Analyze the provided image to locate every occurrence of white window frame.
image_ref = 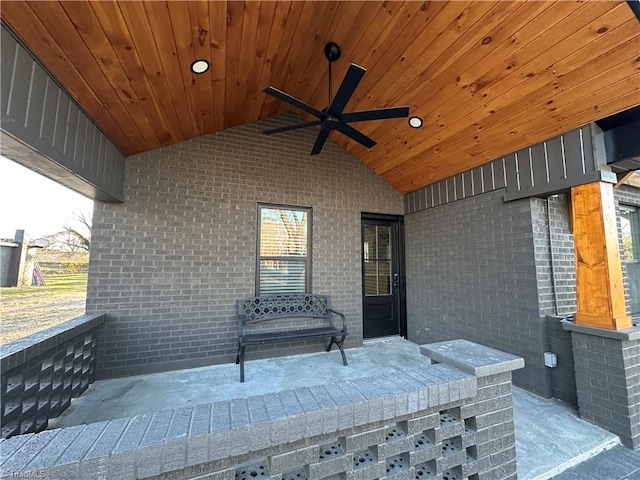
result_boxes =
[256,204,312,295]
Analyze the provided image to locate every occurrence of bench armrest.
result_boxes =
[329,309,347,333]
[238,316,247,339]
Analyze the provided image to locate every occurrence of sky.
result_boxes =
[0,155,94,240]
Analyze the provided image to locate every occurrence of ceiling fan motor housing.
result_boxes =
[324,42,341,62]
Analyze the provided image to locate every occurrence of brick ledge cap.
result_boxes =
[562,320,640,341]
[420,339,524,377]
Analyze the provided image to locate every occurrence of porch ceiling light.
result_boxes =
[408,116,423,128]
[190,59,210,74]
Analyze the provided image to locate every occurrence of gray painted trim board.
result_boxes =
[0,23,124,202]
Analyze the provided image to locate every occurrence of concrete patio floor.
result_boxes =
[49,337,621,479]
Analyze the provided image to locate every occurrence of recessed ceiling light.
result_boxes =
[408,116,423,128]
[190,59,210,74]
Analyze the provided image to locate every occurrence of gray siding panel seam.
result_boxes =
[579,128,586,175]
[6,41,18,116]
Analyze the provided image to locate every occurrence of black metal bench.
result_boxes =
[236,294,348,382]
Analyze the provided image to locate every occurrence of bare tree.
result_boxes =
[279,210,307,255]
[45,210,92,252]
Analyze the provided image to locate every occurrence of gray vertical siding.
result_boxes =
[405,158,508,214]
[0,24,124,202]
[405,124,613,214]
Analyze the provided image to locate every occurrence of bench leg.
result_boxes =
[328,335,348,366]
[239,346,246,383]
[326,338,335,353]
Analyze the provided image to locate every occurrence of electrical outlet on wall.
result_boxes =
[544,352,558,368]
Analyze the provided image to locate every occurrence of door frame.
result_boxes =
[361,212,407,338]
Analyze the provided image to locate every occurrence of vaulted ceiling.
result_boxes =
[2,1,639,193]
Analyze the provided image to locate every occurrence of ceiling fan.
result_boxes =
[262,42,410,155]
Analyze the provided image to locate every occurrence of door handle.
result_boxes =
[393,273,399,288]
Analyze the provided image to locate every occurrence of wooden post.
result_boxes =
[571,181,632,330]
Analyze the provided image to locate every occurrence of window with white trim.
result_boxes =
[256,205,311,295]
[621,205,640,261]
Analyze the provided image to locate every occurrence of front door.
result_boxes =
[361,215,405,338]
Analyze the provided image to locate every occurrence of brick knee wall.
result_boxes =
[0,340,523,480]
[564,322,640,448]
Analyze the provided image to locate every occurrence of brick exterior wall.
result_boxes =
[403,180,639,401]
[404,189,551,397]
[87,114,403,379]
[532,194,577,317]
[616,184,640,206]
[545,315,577,406]
[530,194,578,404]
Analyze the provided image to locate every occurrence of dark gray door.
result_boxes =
[362,216,405,338]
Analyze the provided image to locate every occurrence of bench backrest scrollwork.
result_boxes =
[238,294,332,324]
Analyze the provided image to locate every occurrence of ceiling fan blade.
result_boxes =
[334,122,376,149]
[341,106,409,123]
[263,120,321,135]
[263,86,325,118]
[310,128,331,155]
[327,63,366,116]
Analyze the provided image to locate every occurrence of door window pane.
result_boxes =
[379,261,391,276]
[363,224,393,296]
[364,271,378,296]
[377,227,391,259]
[363,225,377,260]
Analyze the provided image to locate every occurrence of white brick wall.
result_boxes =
[87,114,403,378]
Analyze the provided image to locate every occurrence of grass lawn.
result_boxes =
[0,273,88,344]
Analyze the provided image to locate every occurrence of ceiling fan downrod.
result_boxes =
[324,42,341,108]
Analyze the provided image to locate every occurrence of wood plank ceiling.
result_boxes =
[2,1,639,193]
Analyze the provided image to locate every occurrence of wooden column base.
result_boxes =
[573,312,632,330]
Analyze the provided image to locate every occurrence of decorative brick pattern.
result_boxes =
[0,342,522,480]
[0,314,105,439]
[86,114,403,379]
